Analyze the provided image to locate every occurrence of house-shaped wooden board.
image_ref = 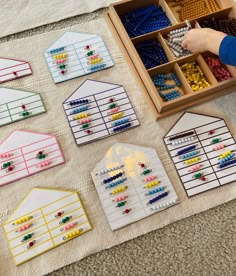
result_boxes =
[91,143,179,231]
[0,57,32,83]
[2,188,92,265]
[44,32,114,83]
[0,87,46,127]
[0,130,64,187]
[163,112,236,197]
[63,79,140,146]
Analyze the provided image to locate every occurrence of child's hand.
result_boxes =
[181,28,226,55]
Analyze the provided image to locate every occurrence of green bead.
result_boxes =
[143,169,151,175]
[194,173,202,179]
[23,236,28,241]
[59,64,66,69]
[27,234,32,239]
[7,162,11,167]
[62,218,66,223]
[109,103,116,109]
[3,163,7,168]
[212,138,220,144]
[82,123,89,129]
[117,201,126,207]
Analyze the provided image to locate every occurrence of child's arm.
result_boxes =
[219,35,236,66]
[181,28,226,55]
[181,28,236,66]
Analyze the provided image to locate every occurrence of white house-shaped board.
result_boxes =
[164,112,236,197]
[91,143,179,231]
[0,130,64,187]
[2,188,92,265]
[44,32,114,83]
[0,57,32,83]
[0,87,46,127]
[63,79,140,146]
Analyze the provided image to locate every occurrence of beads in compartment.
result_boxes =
[135,39,168,69]
[165,27,192,58]
[168,0,219,21]
[200,17,236,36]
[152,72,182,102]
[120,5,171,38]
[50,46,68,75]
[204,56,231,82]
[180,62,210,91]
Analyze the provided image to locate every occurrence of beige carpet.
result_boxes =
[0,7,235,276]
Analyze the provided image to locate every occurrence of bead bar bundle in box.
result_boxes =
[106,0,236,119]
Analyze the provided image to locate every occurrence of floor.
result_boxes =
[1,8,236,276]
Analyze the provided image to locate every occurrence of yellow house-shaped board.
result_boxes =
[3,188,92,265]
[163,112,236,197]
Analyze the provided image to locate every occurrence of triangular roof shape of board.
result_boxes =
[0,57,32,83]
[0,87,41,105]
[46,31,99,50]
[64,79,121,103]
[0,130,53,151]
[165,112,221,137]
[6,188,74,222]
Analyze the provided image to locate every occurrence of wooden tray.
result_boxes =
[106,0,236,119]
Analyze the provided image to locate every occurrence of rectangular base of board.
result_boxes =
[105,1,236,120]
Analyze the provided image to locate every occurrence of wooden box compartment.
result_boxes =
[165,0,233,23]
[106,0,236,119]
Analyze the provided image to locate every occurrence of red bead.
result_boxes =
[201,176,206,181]
[57,212,62,217]
[109,98,114,103]
[85,45,90,50]
[13,71,17,76]
[29,241,34,247]
[21,105,26,110]
[86,130,91,134]
[139,163,145,168]
[208,130,215,135]
[124,209,130,214]
[38,151,43,155]
[61,70,65,75]
[8,166,14,171]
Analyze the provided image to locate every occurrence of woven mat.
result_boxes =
[0,18,236,276]
[0,0,120,38]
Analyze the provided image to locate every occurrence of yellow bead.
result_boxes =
[144,180,160,189]
[111,112,124,121]
[73,113,88,120]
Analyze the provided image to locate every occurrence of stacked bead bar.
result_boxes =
[204,56,231,82]
[135,39,168,69]
[180,62,211,92]
[120,5,171,38]
[49,46,67,75]
[152,72,182,102]
[165,27,192,58]
[167,0,219,21]
[200,17,236,36]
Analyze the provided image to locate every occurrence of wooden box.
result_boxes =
[106,0,236,119]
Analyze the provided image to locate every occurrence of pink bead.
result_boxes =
[0,153,12,158]
[114,195,126,202]
[17,224,31,232]
[213,144,224,151]
[56,59,66,65]
[80,118,90,124]
[109,107,120,114]
[189,164,201,172]
[88,54,99,60]
[39,161,51,168]
[143,176,155,182]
